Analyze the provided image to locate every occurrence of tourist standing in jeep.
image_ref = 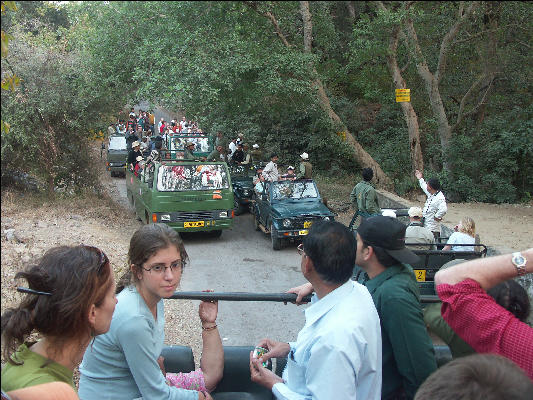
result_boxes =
[297,152,312,179]
[415,169,447,240]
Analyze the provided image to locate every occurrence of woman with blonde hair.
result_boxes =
[443,217,476,251]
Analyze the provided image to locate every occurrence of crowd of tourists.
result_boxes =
[1,218,532,399]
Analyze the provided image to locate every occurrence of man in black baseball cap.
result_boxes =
[355,216,437,400]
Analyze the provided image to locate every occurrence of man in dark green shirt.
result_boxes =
[355,216,437,400]
[350,167,381,217]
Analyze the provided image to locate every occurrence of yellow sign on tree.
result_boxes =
[395,89,410,102]
[336,131,347,141]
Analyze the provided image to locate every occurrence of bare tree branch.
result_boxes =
[244,1,292,48]
[453,74,496,129]
[435,1,479,83]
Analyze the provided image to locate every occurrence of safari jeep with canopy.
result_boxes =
[126,152,234,236]
[106,135,128,177]
[253,179,335,250]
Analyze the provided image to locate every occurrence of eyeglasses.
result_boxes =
[297,243,306,256]
[141,260,185,274]
[82,245,109,275]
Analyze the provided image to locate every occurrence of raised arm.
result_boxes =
[435,248,533,290]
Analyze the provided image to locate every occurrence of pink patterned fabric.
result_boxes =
[437,278,533,379]
[165,368,207,391]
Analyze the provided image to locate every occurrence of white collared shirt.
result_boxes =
[418,178,447,233]
[272,280,382,400]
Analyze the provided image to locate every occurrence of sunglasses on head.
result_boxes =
[17,245,109,297]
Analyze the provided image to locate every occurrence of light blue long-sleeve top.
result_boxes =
[78,286,197,400]
[272,280,382,400]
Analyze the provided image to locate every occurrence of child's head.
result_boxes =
[2,245,115,364]
[117,224,188,293]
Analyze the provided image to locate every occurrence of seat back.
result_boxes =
[161,345,195,373]
[212,346,273,399]
[161,345,273,400]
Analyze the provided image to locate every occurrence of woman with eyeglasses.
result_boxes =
[79,223,222,400]
[1,245,117,392]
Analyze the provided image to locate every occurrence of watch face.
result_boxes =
[513,255,526,265]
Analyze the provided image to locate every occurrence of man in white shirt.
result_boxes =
[228,138,237,157]
[262,154,279,182]
[249,221,382,400]
[415,170,447,240]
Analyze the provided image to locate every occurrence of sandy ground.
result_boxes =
[334,202,532,253]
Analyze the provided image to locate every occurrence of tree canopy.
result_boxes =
[2,1,532,202]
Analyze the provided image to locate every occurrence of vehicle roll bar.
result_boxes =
[169,291,441,303]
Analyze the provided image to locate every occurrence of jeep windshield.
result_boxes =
[157,164,230,191]
[272,180,318,200]
[109,136,126,151]
[168,135,211,153]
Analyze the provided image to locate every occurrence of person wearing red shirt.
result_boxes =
[435,248,533,379]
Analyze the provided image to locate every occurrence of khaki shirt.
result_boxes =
[298,161,312,179]
[405,222,436,250]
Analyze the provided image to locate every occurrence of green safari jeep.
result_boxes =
[126,159,234,236]
[106,135,127,177]
[253,179,335,250]
[229,163,263,215]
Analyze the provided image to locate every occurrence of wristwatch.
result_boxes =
[511,252,527,276]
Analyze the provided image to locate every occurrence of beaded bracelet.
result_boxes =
[202,324,217,331]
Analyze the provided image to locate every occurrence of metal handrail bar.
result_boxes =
[169,291,441,304]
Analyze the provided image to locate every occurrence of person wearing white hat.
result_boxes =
[297,152,312,179]
[127,141,142,169]
[250,144,263,163]
[281,166,296,181]
[405,206,435,250]
[134,156,145,177]
[183,141,196,160]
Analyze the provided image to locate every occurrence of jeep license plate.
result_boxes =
[414,270,426,282]
[299,230,309,236]
[303,221,312,228]
[184,221,205,228]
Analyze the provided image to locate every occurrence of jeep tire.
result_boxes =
[271,223,282,250]
[234,197,245,216]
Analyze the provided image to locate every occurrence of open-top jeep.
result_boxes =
[230,163,264,215]
[253,179,335,250]
[126,155,234,236]
[106,135,127,177]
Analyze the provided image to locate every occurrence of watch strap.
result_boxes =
[512,252,527,276]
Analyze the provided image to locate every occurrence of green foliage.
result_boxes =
[433,106,533,203]
[3,1,532,203]
[1,3,125,195]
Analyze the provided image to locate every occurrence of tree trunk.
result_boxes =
[476,3,500,126]
[404,19,454,173]
[386,27,424,173]
[299,1,394,189]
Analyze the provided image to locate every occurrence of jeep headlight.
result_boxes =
[160,214,171,222]
[323,216,330,221]
[283,219,292,228]
[219,211,228,218]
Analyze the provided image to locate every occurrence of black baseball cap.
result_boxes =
[357,216,420,265]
